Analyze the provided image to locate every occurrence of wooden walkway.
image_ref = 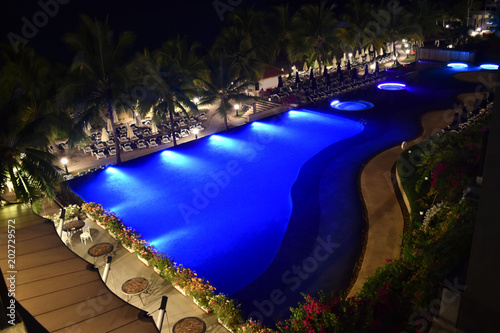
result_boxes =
[0,203,159,332]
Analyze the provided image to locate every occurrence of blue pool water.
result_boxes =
[70,62,485,324]
[69,110,364,295]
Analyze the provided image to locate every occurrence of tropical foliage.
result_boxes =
[0,46,64,204]
[57,15,136,164]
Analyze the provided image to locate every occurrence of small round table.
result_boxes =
[121,277,149,305]
[172,317,206,333]
[62,220,85,236]
[88,243,114,266]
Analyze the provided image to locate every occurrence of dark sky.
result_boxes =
[0,0,288,64]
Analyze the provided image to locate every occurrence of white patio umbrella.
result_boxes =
[366,53,371,62]
[106,118,112,132]
[127,124,134,138]
[84,123,91,136]
[361,48,365,56]
[313,59,319,70]
[101,127,109,142]
[374,50,378,58]
[340,58,346,68]
[358,54,363,64]
[135,114,142,127]
[380,47,384,55]
[343,53,347,61]
[112,110,119,123]
[151,122,158,134]
[355,50,360,58]
[332,56,337,66]
[369,44,374,52]
[303,62,308,72]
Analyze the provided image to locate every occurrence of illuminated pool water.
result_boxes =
[480,63,499,70]
[330,100,374,111]
[377,82,407,90]
[447,62,468,69]
[69,110,364,295]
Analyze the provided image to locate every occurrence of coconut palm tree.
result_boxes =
[213,25,265,84]
[0,46,63,204]
[269,4,294,71]
[129,44,199,147]
[338,0,375,53]
[155,35,209,85]
[57,15,136,165]
[288,3,338,70]
[376,7,423,58]
[199,52,256,130]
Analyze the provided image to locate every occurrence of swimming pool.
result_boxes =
[69,62,483,324]
[69,110,364,295]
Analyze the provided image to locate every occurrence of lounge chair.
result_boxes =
[63,174,74,181]
[180,129,190,137]
[136,140,147,149]
[83,146,92,154]
[161,135,171,144]
[199,113,207,120]
[147,139,158,148]
[142,129,152,138]
[121,143,133,152]
[96,150,106,159]
[109,147,117,156]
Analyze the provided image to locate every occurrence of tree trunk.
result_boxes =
[224,116,228,130]
[109,108,121,164]
[168,103,177,146]
[7,163,22,201]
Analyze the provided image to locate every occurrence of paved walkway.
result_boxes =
[348,87,490,296]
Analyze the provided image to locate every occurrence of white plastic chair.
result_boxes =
[61,234,73,249]
[80,227,93,244]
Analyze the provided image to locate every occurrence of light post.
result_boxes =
[61,158,69,175]
[234,104,240,117]
[193,97,199,106]
[193,128,199,140]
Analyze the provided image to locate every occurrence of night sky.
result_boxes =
[1,0,300,64]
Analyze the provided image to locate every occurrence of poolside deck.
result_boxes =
[0,201,228,333]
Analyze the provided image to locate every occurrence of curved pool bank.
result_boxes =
[234,62,488,325]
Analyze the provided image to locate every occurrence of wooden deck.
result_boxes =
[0,203,159,332]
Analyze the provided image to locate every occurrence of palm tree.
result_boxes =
[57,15,136,165]
[0,46,63,204]
[130,42,200,147]
[199,52,256,130]
[289,3,338,70]
[155,35,209,85]
[269,4,293,71]
[339,0,374,53]
[213,25,265,84]
[377,7,423,58]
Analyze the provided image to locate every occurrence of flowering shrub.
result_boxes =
[210,293,243,327]
[81,202,105,220]
[46,204,81,224]
[65,204,81,219]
